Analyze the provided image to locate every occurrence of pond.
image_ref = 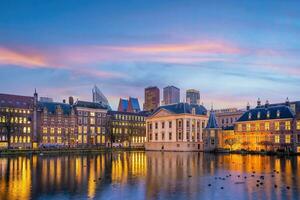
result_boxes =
[0,152,299,200]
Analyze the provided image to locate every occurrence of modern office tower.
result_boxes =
[92,85,110,107]
[186,89,200,104]
[118,97,141,113]
[163,86,180,105]
[143,86,160,111]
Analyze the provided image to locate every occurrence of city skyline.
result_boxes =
[1,0,300,110]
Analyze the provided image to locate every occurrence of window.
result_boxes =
[275,135,280,143]
[78,126,82,134]
[285,135,291,143]
[162,132,165,140]
[265,122,270,131]
[162,122,165,129]
[83,126,87,134]
[50,128,55,134]
[90,127,95,134]
[211,138,215,145]
[248,113,252,120]
[267,111,270,118]
[155,133,158,140]
[58,128,62,134]
[297,121,300,130]
[155,123,158,129]
[150,133,152,140]
[257,112,261,119]
[90,118,95,125]
[246,124,251,131]
[275,122,280,131]
[255,123,260,131]
[285,121,291,130]
[23,127,27,133]
[238,124,242,131]
[277,110,280,118]
[43,127,47,134]
[90,112,95,117]
[169,132,172,140]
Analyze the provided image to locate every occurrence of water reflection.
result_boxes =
[0,152,300,200]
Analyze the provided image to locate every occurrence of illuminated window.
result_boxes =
[43,127,47,133]
[19,117,23,124]
[90,118,95,125]
[78,135,82,143]
[23,127,27,133]
[27,136,30,143]
[277,110,280,118]
[43,136,48,143]
[78,126,82,134]
[238,124,242,131]
[285,135,291,143]
[23,136,26,143]
[27,127,31,133]
[58,128,62,134]
[257,112,261,119]
[297,121,300,130]
[255,123,260,131]
[248,113,252,120]
[265,122,270,131]
[24,117,27,123]
[97,127,101,134]
[275,135,280,143]
[90,112,95,117]
[246,124,251,131]
[97,135,101,143]
[275,122,280,131]
[90,127,95,134]
[50,136,55,143]
[83,126,87,134]
[83,135,87,143]
[285,121,291,130]
[50,128,55,134]
[57,137,62,144]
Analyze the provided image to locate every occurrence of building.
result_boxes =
[215,108,245,128]
[118,97,141,113]
[40,97,53,102]
[74,101,109,147]
[143,86,160,112]
[163,86,180,105]
[0,92,38,149]
[92,85,110,108]
[38,101,76,148]
[145,103,208,151]
[203,110,222,151]
[186,89,200,105]
[107,110,148,147]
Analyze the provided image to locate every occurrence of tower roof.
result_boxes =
[206,110,219,129]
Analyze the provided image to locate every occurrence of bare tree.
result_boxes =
[224,138,237,151]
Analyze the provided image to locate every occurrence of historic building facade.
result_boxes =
[38,101,76,148]
[107,110,148,147]
[74,101,109,147]
[0,92,38,149]
[145,103,208,151]
[215,108,245,129]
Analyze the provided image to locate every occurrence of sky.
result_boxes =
[0,0,300,110]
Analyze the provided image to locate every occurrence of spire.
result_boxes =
[246,102,250,111]
[257,98,261,107]
[206,109,219,129]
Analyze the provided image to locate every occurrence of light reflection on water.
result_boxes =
[0,152,300,200]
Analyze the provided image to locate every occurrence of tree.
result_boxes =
[241,141,250,150]
[224,138,237,151]
[258,140,273,151]
[1,109,13,149]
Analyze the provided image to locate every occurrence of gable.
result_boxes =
[150,109,173,118]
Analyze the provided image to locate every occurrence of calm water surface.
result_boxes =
[0,152,300,200]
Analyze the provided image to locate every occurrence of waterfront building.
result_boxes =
[38,101,76,148]
[163,86,180,105]
[203,110,222,151]
[107,110,148,147]
[145,103,208,151]
[92,85,110,108]
[143,86,160,112]
[117,97,141,113]
[215,108,245,128]
[0,92,38,149]
[186,89,200,105]
[73,101,109,147]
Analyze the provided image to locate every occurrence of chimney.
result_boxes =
[265,100,269,108]
[246,102,250,111]
[69,96,74,105]
[257,98,261,107]
[63,99,66,103]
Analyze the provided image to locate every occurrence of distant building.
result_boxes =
[92,85,110,108]
[145,103,208,151]
[38,101,76,148]
[163,86,180,105]
[186,89,200,105]
[107,110,148,147]
[143,86,160,112]
[40,97,53,103]
[118,97,141,113]
[215,108,245,128]
[74,101,109,147]
[0,91,38,149]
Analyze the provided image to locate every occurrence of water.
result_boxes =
[0,152,299,200]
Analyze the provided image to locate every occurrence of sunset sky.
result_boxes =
[1,0,300,109]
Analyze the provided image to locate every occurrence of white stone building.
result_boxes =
[145,103,208,151]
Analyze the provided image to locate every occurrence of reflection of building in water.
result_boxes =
[145,103,208,151]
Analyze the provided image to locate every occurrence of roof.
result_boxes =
[0,93,34,109]
[38,102,72,115]
[222,125,235,131]
[206,111,219,129]
[151,103,207,116]
[237,105,295,122]
[74,100,110,110]
[108,110,150,117]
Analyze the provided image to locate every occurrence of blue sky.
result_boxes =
[0,0,300,109]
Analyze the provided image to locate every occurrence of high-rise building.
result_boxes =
[92,85,110,107]
[143,86,160,111]
[118,97,141,113]
[186,89,200,105]
[163,86,180,105]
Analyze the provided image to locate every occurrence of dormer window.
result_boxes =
[277,110,280,118]
[257,112,261,119]
[267,111,270,118]
[248,113,252,120]
[192,108,196,115]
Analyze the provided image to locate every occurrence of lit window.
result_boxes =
[285,135,291,143]
[57,137,62,144]
[27,127,31,133]
[83,126,87,134]
[23,127,27,133]
[90,118,95,125]
[265,122,270,131]
[285,121,291,130]
[246,124,251,131]
[275,122,280,131]
[58,128,62,134]
[255,123,260,131]
[257,112,261,119]
[297,121,300,130]
[50,128,55,134]
[78,126,82,134]
[90,112,95,117]
[248,113,252,120]
[237,124,242,131]
[277,110,280,118]
[267,111,270,118]
[97,127,101,134]
[275,135,280,143]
